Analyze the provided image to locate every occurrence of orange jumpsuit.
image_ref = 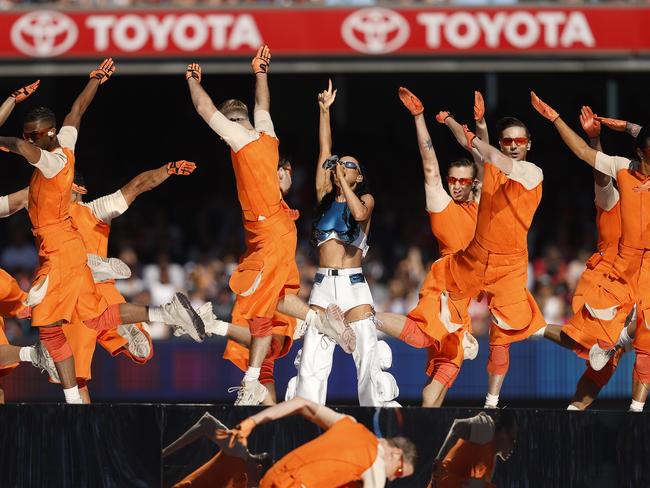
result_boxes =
[260,416,379,488]
[172,451,248,488]
[228,135,300,336]
[424,199,478,388]
[57,201,152,382]
[0,269,28,378]
[28,135,107,328]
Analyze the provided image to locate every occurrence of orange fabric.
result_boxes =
[250,317,273,337]
[617,168,650,249]
[83,303,122,331]
[474,162,542,254]
[69,202,111,257]
[172,451,248,488]
[429,360,461,388]
[426,331,465,377]
[571,202,621,313]
[260,417,377,488]
[428,200,478,257]
[400,317,439,348]
[0,269,29,376]
[0,321,18,376]
[582,361,617,389]
[231,208,300,321]
[433,439,496,487]
[487,344,510,375]
[563,306,622,356]
[40,325,72,361]
[633,351,650,384]
[231,133,283,222]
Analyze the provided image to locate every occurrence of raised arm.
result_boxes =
[336,163,374,223]
[580,105,603,153]
[186,63,217,123]
[120,161,196,206]
[63,59,114,130]
[596,115,643,138]
[435,418,471,464]
[531,91,598,168]
[0,136,43,164]
[474,91,489,145]
[0,80,40,127]
[316,79,337,202]
[0,187,29,218]
[252,45,271,113]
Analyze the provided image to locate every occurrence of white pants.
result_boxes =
[288,269,399,406]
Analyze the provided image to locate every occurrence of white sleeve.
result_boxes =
[468,412,495,444]
[208,111,257,153]
[507,160,543,190]
[595,152,631,179]
[253,109,277,139]
[33,149,66,179]
[57,126,78,151]
[594,179,620,211]
[361,444,387,488]
[425,182,452,213]
[85,190,129,224]
[0,195,8,218]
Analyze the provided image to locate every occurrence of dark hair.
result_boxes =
[24,106,56,127]
[386,436,418,467]
[496,117,530,140]
[311,158,370,248]
[448,157,479,179]
[495,409,518,433]
[278,154,291,170]
[73,170,85,188]
[217,99,248,118]
[634,125,650,153]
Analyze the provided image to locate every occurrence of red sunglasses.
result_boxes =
[500,137,529,146]
[447,176,474,186]
[23,127,52,143]
[394,454,405,478]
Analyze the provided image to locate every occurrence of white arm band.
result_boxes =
[57,126,78,151]
[425,182,452,213]
[0,195,9,218]
[595,151,631,180]
[253,109,277,139]
[86,190,129,224]
[33,149,66,179]
[507,160,543,190]
[208,111,257,152]
[594,179,620,211]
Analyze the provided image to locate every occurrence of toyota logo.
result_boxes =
[341,8,410,55]
[11,11,78,58]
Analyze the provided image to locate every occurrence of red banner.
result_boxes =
[0,7,649,59]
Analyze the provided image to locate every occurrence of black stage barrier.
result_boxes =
[1,404,648,487]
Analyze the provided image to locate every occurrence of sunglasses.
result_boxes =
[339,160,360,171]
[447,176,474,186]
[394,454,405,478]
[22,127,53,143]
[500,137,529,146]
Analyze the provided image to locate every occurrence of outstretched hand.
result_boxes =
[398,87,424,116]
[436,111,452,124]
[167,160,196,176]
[11,80,40,103]
[579,106,600,139]
[530,91,559,122]
[89,58,115,84]
[216,417,257,448]
[473,91,485,121]
[186,63,202,83]
[595,116,627,132]
[252,45,271,75]
[318,79,337,111]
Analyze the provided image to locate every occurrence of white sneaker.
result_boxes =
[196,302,228,337]
[31,341,60,383]
[316,304,356,353]
[118,324,151,360]
[229,379,268,406]
[589,343,615,371]
[87,254,131,282]
[164,293,206,342]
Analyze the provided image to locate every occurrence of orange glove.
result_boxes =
[252,45,271,75]
[435,111,451,124]
[0,146,8,152]
[89,58,115,84]
[167,160,196,176]
[397,87,423,116]
[11,80,40,103]
[530,91,559,122]
[220,417,257,448]
[473,91,485,121]
[186,63,201,83]
[463,124,476,150]
[579,105,600,139]
[595,116,626,132]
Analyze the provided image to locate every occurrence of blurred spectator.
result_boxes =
[0,228,38,274]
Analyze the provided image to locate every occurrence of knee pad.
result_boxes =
[487,344,510,375]
[39,326,72,362]
[249,317,273,337]
[84,304,122,331]
[266,338,283,360]
[377,340,392,370]
[399,318,437,349]
[433,362,461,389]
[374,371,399,402]
[259,358,275,385]
[634,353,650,384]
[583,363,615,389]
[285,376,297,401]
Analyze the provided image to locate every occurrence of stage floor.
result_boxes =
[0,404,647,487]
